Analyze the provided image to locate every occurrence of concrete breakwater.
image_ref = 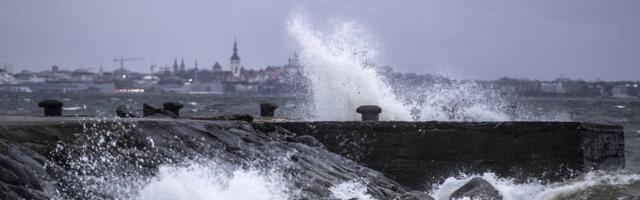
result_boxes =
[258,121,625,189]
[0,115,626,199]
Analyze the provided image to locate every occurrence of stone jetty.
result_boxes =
[0,114,626,198]
[258,121,625,189]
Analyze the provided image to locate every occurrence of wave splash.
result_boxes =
[287,13,412,121]
[430,171,640,200]
[286,12,545,122]
[137,163,290,200]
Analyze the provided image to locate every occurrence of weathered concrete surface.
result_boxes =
[258,121,625,190]
[0,116,408,199]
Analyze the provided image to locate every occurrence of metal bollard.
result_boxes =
[356,105,382,121]
[38,100,63,117]
[260,103,278,117]
[116,105,137,118]
[163,102,184,117]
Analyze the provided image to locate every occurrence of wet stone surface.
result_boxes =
[0,117,407,199]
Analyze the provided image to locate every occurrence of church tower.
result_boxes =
[230,39,241,78]
[180,58,186,72]
[173,58,179,74]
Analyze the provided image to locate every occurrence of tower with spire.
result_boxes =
[180,58,186,72]
[230,39,241,78]
[173,58,179,74]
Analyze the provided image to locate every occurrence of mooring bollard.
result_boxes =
[116,105,137,118]
[38,100,63,117]
[163,102,184,117]
[356,105,382,121]
[260,103,278,117]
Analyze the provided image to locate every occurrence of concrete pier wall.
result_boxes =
[259,121,625,189]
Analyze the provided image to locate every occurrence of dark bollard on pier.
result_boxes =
[116,105,138,118]
[38,100,63,117]
[163,102,184,117]
[260,103,278,117]
[143,103,177,118]
[356,105,382,121]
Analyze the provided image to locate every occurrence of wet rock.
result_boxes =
[115,105,137,118]
[399,191,434,200]
[0,140,58,200]
[449,177,502,200]
[296,135,325,149]
[290,155,299,162]
[0,117,408,199]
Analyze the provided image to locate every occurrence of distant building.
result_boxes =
[71,70,95,82]
[212,62,222,72]
[612,85,631,98]
[283,53,303,73]
[499,85,516,95]
[541,82,566,95]
[585,84,604,96]
[230,40,242,78]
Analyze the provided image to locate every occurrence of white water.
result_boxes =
[329,179,375,200]
[287,13,533,122]
[137,163,290,200]
[287,13,412,121]
[134,167,639,200]
[135,163,378,200]
[63,122,381,200]
[430,172,640,200]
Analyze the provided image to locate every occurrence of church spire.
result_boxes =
[230,39,242,78]
[173,58,178,73]
[231,39,240,60]
[180,58,186,72]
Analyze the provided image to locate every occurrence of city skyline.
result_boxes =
[1,0,639,81]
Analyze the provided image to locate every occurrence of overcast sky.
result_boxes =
[1,0,639,80]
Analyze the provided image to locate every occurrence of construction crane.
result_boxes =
[113,55,143,71]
